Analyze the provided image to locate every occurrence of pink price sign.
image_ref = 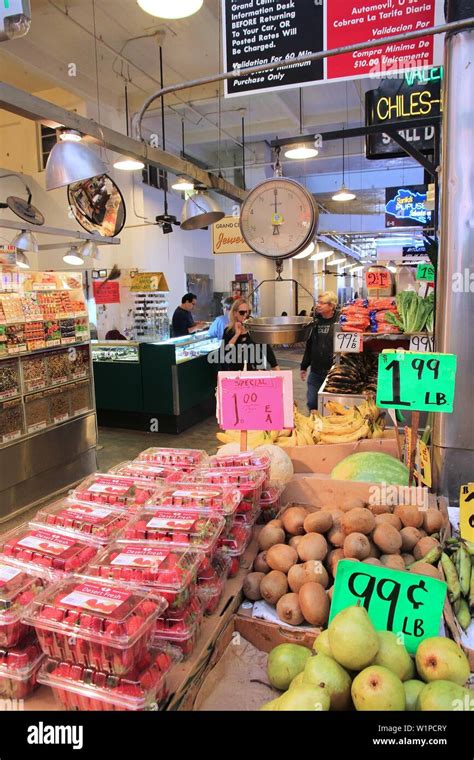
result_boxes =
[219,375,284,431]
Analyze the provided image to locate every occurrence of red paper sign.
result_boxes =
[326,0,436,81]
[93,281,120,305]
[365,270,391,290]
[219,376,284,431]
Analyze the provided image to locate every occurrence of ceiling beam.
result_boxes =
[0,218,120,243]
[0,82,246,203]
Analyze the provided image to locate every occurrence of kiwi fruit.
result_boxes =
[288,560,328,592]
[260,570,288,605]
[343,532,371,560]
[276,593,304,625]
[258,525,285,552]
[298,582,329,626]
[266,544,298,574]
[327,523,345,548]
[341,508,375,536]
[394,505,424,528]
[409,562,441,579]
[254,552,270,574]
[363,558,383,566]
[267,519,283,529]
[303,511,333,534]
[402,553,415,566]
[380,555,406,571]
[372,524,403,554]
[367,540,381,559]
[327,548,345,576]
[289,535,304,551]
[243,572,264,601]
[413,536,440,561]
[418,529,427,538]
[369,503,391,515]
[341,496,367,511]
[422,508,444,535]
[375,513,402,531]
[400,527,422,552]
[296,533,328,562]
[281,506,308,536]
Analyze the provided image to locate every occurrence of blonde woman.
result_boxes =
[300,291,339,411]
[223,298,279,371]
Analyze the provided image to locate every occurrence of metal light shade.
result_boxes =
[80,240,99,258]
[16,251,30,269]
[180,191,225,231]
[11,230,38,252]
[45,140,107,191]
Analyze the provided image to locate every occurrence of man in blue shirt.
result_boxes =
[172,293,206,337]
[207,296,234,340]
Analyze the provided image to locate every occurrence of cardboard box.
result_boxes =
[286,436,400,474]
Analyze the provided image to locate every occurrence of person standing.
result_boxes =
[207,296,234,340]
[223,298,279,372]
[300,291,339,411]
[171,293,206,337]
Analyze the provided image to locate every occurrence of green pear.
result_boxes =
[267,643,312,690]
[260,697,282,711]
[313,629,332,656]
[372,632,414,681]
[351,666,405,711]
[403,680,425,711]
[277,683,330,711]
[289,672,305,690]
[303,653,352,710]
[415,637,470,686]
[328,606,379,671]
[418,681,473,711]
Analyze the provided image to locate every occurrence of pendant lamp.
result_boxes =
[332,129,356,202]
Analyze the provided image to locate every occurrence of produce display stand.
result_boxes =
[283,436,400,474]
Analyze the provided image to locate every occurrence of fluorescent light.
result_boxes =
[332,184,356,202]
[11,230,38,252]
[327,256,347,266]
[293,241,315,259]
[63,246,84,266]
[137,0,203,18]
[59,129,82,143]
[284,143,319,160]
[16,251,30,269]
[309,249,334,262]
[113,158,145,171]
[171,176,195,192]
[349,265,363,272]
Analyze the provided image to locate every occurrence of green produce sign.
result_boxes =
[376,351,457,413]
[416,263,435,282]
[329,560,447,655]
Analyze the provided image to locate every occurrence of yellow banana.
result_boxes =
[325,401,353,416]
[319,422,370,444]
[216,432,239,444]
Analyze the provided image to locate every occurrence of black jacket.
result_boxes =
[301,311,340,375]
[222,328,278,372]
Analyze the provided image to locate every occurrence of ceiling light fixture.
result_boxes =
[326,256,347,266]
[63,245,84,266]
[11,230,38,252]
[293,241,315,259]
[59,129,82,143]
[45,140,107,191]
[171,176,195,192]
[137,0,203,19]
[284,89,318,160]
[309,248,334,262]
[16,251,30,269]
[181,190,225,230]
[80,240,99,258]
[113,84,145,171]
[332,127,356,202]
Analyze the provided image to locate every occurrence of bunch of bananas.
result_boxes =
[441,538,474,631]
[216,430,277,447]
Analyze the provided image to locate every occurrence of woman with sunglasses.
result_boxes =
[223,298,279,371]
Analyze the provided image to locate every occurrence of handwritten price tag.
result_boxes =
[329,560,447,654]
[365,270,390,289]
[409,335,434,353]
[218,375,284,431]
[459,484,474,542]
[416,263,435,282]
[376,351,457,413]
[334,332,363,353]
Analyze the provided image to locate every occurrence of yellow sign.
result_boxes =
[460,484,474,542]
[212,216,252,255]
[417,440,432,488]
[130,272,169,292]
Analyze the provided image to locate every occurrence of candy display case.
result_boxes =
[31,499,131,546]
[91,341,140,364]
[0,634,45,699]
[24,578,166,675]
[120,508,225,554]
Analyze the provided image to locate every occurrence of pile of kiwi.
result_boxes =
[242,501,445,627]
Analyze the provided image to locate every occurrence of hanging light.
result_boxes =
[327,256,347,266]
[388,264,397,273]
[11,230,38,252]
[113,157,145,171]
[45,139,107,191]
[171,176,195,192]
[181,190,225,230]
[309,248,334,262]
[59,129,82,143]
[80,240,99,258]
[285,144,318,160]
[293,241,315,259]
[16,251,30,269]
[332,127,356,202]
[63,245,84,266]
[349,264,364,272]
[137,0,203,18]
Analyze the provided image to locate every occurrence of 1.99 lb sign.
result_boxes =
[376,351,457,413]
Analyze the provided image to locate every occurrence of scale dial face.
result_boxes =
[240,177,319,259]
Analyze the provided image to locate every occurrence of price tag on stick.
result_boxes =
[218,374,286,431]
[365,270,390,289]
[409,335,434,353]
[416,264,435,282]
[376,351,457,413]
[329,560,447,655]
[334,332,363,353]
[459,484,474,542]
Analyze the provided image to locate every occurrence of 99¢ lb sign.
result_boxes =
[376,351,457,413]
[329,560,447,654]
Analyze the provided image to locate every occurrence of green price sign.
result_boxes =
[376,351,457,413]
[329,561,447,655]
[416,263,435,282]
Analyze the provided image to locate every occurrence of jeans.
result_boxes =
[307,371,326,412]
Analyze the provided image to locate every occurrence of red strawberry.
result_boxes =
[125,616,143,636]
[16,590,36,606]
[41,605,64,622]
[115,683,142,697]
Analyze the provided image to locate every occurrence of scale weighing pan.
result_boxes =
[3,196,45,225]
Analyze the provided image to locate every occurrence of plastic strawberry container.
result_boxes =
[69,473,160,510]
[197,555,230,616]
[0,634,45,699]
[153,596,202,658]
[24,578,167,675]
[30,499,130,546]
[136,447,208,471]
[185,468,265,522]
[217,521,252,557]
[87,542,202,612]
[109,461,182,484]
[259,487,282,522]
[0,562,47,647]
[0,525,98,580]
[145,484,242,534]
[38,646,178,711]
[119,508,225,554]
[207,452,271,486]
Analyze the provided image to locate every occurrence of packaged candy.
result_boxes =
[0,634,44,699]
[0,562,46,647]
[87,542,202,612]
[70,473,159,509]
[120,509,224,554]
[0,525,98,580]
[136,448,208,471]
[196,555,230,616]
[109,461,182,484]
[38,646,178,711]
[31,499,130,546]
[24,578,166,675]
[153,596,202,658]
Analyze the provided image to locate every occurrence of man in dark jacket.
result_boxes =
[300,291,339,411]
